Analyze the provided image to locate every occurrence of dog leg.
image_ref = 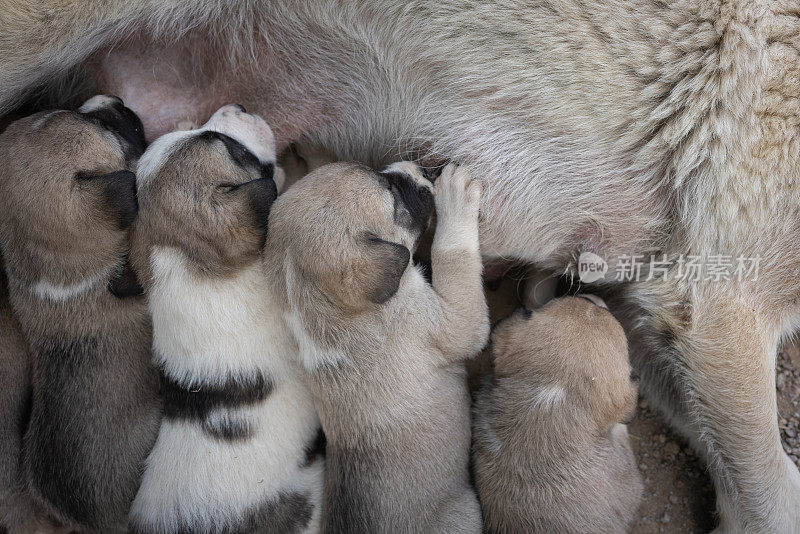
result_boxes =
[617,280,800,532]
[427,163,490,362]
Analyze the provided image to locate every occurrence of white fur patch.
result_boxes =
[136,130,195,189]
[147,247,287,384]
[530,385,566,412]
[132,245,322,532]
[203,105,277,164]
[30,110,65,129]
[284,309,348,373]
[131,399,321,532]
[29,277,98,302]
[77,94,119,113]
[474,415,503,454]
[19,265,112,303]
[580,293,608,309]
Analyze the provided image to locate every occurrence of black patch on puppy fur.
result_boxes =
[323,447,383,533]
[200,415,254,442]
[234,492,313,534]
[301,428,327,468]
[77,169,138,229]
[197,130,278,237]
[108,255,143,298]
[203,130,259,169]
[379,170,434,233]
[199,130,275,182]
[160,369,273,421]
[25,338,104,527]
[246,177,278,238]
[101,170,139,230]
[130,492,313,534]
[82,99,147,162]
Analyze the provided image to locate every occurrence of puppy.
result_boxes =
[264,162,488,532]
[0,256,65,534]
[473,296,643,533]
[0,95,161,532]
[129,105,323,534]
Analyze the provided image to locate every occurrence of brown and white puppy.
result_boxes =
[473,296,643,533]
[0,96,161,532]
[129,105,322,534]
[0,256,66,534]
[265,161,488,533]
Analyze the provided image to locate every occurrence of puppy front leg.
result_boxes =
[428,163,489,362]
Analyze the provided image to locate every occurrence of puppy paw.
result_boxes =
[432,163,481,252]
[434,163,481,222]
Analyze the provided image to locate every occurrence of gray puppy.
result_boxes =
[473,296,643,533]
[264,161,488,533]
[0,96,161,532]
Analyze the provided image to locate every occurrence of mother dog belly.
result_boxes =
[90,2,674,266]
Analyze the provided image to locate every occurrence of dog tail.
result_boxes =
[0,1,247,114]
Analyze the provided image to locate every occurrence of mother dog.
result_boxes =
[1,1,798,531]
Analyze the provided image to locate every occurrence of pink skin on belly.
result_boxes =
[94,45,219,141]
[93,41,326,152]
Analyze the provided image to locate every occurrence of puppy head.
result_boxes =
[491,296,637,432]
[134,105,278,277]
[0,95,145,297]
[271,161,433,312]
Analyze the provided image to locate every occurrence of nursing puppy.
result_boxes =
[265,162,488,532]
[129,105,322,534]
[0,258,65,534]
[0,96,161,531]
[473,296,643,533]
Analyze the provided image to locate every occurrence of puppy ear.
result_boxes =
[108,256,143,298]
[360,236,410,304]
[245,175,278,237]
[309,235,410,312]
[98,170,138,230]
[593,377,638,433]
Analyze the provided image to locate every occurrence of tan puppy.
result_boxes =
[129,105,322,534]
[473,296,643,533]
[0,96,161,531]
[264,161,488,532]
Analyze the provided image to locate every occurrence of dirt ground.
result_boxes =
[629,344,800,534]
[478,271,800,534]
